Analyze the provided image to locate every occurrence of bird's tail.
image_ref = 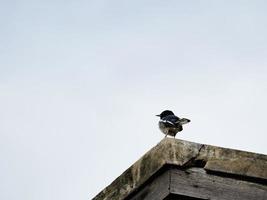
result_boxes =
[179,118,190,125]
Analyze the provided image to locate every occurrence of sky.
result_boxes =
[1,1,267,200]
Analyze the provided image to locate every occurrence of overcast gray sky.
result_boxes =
[1,1,267,200]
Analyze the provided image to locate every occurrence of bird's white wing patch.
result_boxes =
[160,119,175,125]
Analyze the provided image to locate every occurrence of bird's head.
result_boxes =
[156,110,175,119]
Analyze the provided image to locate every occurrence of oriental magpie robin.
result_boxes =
[156,110,190,138]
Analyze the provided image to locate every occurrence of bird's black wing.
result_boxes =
[161,115,180,127]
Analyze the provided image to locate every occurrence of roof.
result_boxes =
[92,138,267,200]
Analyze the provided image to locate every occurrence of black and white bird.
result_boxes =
[156,110,190,138]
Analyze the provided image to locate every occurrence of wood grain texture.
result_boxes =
[126,170,170,200]
[170,167,267,200]
[93,138,267,200]
[127,166,267,200]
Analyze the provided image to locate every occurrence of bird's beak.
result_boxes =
[156,114,160,117]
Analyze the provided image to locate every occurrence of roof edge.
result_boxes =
[92,138,267,200]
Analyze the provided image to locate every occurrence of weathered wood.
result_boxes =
[127,166,267,200]
[93,139,203,200]
[170,167,267,200]
[126,170,170,200]
[92,139,267,200]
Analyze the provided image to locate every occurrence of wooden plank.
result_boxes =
[126,170,170,200]
[170,167,267,200]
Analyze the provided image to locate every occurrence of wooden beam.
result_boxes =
[126,169,170,200]
[170,167,267,200]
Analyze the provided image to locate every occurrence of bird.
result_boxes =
[156,110,190,138]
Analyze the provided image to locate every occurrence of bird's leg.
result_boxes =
[165,129,170,138]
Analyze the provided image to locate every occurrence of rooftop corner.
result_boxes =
[93,138,267,200]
